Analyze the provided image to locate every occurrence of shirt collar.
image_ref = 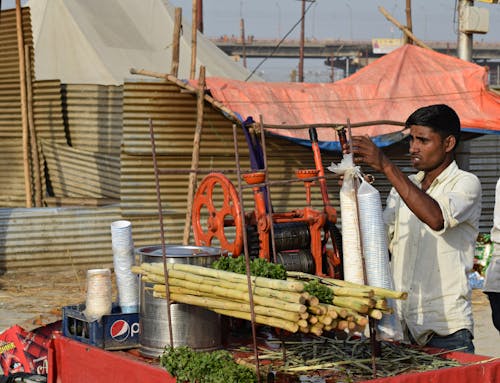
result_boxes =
[414,161,458,188]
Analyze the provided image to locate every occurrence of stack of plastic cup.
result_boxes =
[111,220,139,313]
[85,268,112,321]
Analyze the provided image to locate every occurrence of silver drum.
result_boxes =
[136,245,224,358]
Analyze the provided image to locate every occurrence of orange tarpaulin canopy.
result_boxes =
[203,45,500,150]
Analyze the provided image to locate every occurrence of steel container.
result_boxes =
[135,245,224,358]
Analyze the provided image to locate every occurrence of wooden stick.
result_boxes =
[24,44,42,207]
[378,6,431,50]
[171,7,182,77]
[183,65,205,244]
[16,0,32,207]
[190,0,198,79]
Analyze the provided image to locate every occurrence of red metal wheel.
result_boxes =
[192,173,244,256]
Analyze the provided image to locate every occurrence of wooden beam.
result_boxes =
[16,1,32,207]
[378,6,431,50]
[183,66,206,245]
[171,8,182,77]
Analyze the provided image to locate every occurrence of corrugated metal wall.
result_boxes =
[0,206,121,272]
[62,84,123,157]
[0,8,34,207]
[121,80,346,247]
[463,135,500,232]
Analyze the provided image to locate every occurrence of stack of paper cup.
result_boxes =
[111,220,139,313]
[85,268,112,321]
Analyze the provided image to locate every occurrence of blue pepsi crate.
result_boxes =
[62,303,140,350]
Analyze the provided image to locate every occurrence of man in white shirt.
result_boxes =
[484,178,500,333]
[349,104,481,353]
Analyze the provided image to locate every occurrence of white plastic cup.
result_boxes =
[111,220,139,313]
[85,268,112,321]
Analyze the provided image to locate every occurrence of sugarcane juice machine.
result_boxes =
[191,126,344,278]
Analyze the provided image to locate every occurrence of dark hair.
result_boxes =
[405,104,461,148]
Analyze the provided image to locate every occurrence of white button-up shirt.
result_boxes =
[383,161,481,345]
[484,178,500,293]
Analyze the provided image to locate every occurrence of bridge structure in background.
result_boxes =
[212,38,500,85]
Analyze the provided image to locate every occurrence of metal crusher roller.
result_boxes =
[191,127,344,278]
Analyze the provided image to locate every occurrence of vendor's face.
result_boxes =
[408,125,454,172]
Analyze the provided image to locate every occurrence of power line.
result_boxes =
[245,1,316,81]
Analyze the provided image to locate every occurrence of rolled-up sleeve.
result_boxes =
[433,174,481,235]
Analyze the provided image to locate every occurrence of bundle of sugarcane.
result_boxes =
[288,271,408,335]
[132,263,407,337]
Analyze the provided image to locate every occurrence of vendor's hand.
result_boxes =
[351,135,388,173]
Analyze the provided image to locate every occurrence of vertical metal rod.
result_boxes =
[232,124,261,382]
[149,119,175,349]
[258,116,277,264]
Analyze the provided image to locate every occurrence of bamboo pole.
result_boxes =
[190,0,198,79]
[171,8,182,77]
[405,0,413,45]
[183,66,205,245]
[15,0,32,208]
[378,6,430,50]
[24,44,42,207]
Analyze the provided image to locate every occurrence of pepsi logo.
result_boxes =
[110,320,140,342]
[110,320,130,342]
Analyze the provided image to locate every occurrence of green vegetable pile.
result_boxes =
[160,346,257,383]
[304,279,333,304]
[212,255,287,280]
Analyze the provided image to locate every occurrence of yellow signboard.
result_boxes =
[372,38,404,54]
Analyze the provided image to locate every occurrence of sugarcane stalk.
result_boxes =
[142,262,305,292]
[326,278,407,300]
[331,296,370,314]
[367,309,384,320]
[164,292,302,323]
[309,323,324,336]
[213,308,299,333]
[137,266,307,304]
[325,304,348,318]
[153,283,307,313]
[327,285,374,298]
[342,308,369,326]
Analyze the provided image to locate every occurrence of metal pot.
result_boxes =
[135,245,224,358]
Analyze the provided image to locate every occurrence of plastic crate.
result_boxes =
[62,303,139,350]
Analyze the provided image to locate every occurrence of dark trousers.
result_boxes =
[409,328,475,354]
[486,292,500,332]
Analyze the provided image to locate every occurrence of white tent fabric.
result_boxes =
[28,0,261,84]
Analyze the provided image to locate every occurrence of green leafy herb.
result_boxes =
[160,346,257,383]
[304,279,333,304]
[212,256,287,280]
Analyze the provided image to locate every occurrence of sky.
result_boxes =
[170,0,500,43]
[3,0,498,82]
[2,0,499,43]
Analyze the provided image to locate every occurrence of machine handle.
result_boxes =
[309,127,318,143]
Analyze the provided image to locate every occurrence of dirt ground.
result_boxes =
[0,270,498,357]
